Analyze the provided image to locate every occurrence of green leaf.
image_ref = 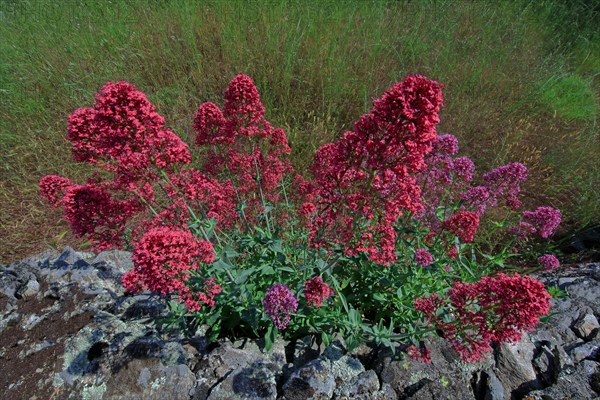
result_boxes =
[264,325,276,352]
[278,266,296,273]
[214,258,235,271]
[235,268,254,285]
[373,293,386,302]
[269,239,284,254]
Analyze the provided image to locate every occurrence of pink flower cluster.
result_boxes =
[415,273,551,362]
[263,284,298,330]
[303,277,334,308]
[482,162,528,210]
[414,248,433,266]
[538,254,560,271]
[522,206,562,239]
[306,75,444,265]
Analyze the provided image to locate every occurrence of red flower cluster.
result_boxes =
[415,273,551,362]
[166,168,238,229]
[193,75,293,224]
[39,175,72,207]
[441,211,480,243]
[67,81,191,183]
[407,344,432,363]
[62,182,145,250]
[181,277,223,312]
[307,75,444,265]
[303,277,334,308]
[123,226,215,297]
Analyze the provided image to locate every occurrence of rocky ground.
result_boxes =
[1,247,599,399]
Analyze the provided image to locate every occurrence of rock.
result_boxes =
[193,339,287,400]
[528,360,600,399]
[16,278,40,298]
[207,363,279,400]
[569,340,600,362]
[281,358,335,400]
[573,313,600,341]
[102,359,196,400]
[494,335,543,397]
[484,369,505,400]
[52,247,89,269]
[335,369,380,399]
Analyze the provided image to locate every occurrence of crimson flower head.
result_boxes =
[303,277,334,308]
[407,345,432,363]
[125,226,213,296]
[39,175,72,207]
[307,74,444,265]
[415,273,551,362]
[263,284,298,330]
[67,81,190,182]
[442,211,480,243]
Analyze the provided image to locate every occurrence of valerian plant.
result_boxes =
[40,74,562,362]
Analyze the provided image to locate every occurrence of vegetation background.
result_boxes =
[0,0,598,263]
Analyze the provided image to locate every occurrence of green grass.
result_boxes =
[0,0,598,262]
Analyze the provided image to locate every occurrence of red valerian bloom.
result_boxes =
[39,175,72,207]
[193,75,293,225]
[67,81,191,184]
[60,182,142,251]
[181,277,223,312]
[124,226,213,296]
[307,75,444,265]
[303,277,334,308]
[263,284,298,330]
[415,273,551,362]
[522,206,561,239]
[538,254,560,271]
[414,248,434,266]
[441,211,480,243]
[407,344,432,363]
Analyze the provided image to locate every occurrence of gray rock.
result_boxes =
[207,363,278,400]
[52,246,89,269]
[102,359,196,400]
[573,313,600,341]
[16,278,40,298]
[494,336,542,397]
[528,360,600,399]
[335,369,380,399]
[193,339,286,400]
[281,358,335,400]
[484,369,505,400]
[569,340,600,362]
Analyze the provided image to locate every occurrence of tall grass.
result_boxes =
[0,0,597,262]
